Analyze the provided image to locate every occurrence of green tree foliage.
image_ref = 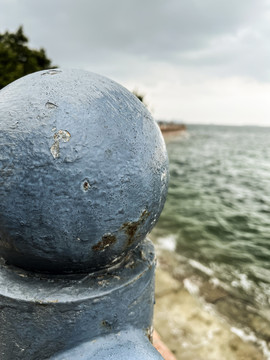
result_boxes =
[0,26,55,89]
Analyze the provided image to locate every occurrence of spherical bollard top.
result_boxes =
[0,69,169,273]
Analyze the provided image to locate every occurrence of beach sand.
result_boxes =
[154,247,265,360]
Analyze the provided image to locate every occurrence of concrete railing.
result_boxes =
[0,69,169,359]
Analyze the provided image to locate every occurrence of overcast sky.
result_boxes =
[1,0,270,125]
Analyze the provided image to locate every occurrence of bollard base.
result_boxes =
[0,239,161,359]
[52,329,163,360]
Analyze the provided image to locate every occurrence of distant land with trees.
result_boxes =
[0,27,185,133]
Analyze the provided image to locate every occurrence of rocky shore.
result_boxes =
[153,245,266,360]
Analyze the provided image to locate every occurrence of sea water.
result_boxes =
[151,124,270,357]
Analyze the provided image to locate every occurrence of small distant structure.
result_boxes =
[158,121,186,133]
[132,91,186,134]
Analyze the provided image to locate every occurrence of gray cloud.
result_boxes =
[0,0,269,80]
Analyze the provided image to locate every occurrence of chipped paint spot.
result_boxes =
[50,129,71,159]
[18,273,27,278]
[35,299,59,305]
[92,233,117,251]
[140,250,147,261]
[42,69,62,76]
[50,142,60,159]
[121,209,150,246]
[98,279,109,287]
[45,101,58,109]
[161,170,167,182]
[146,325,154,343]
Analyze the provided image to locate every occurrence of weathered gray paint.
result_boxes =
[0,239,162,359]
[0,69,168,359]
[0,69,169,273]
[51,330,164,360]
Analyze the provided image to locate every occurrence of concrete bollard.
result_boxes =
[0,69,169,359]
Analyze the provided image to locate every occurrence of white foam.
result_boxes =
[209,277,221,287]
[231,327,257,342]
[231,272,253,291]
[183,278,200,295]
[156,234,177,252]
[231,327,270,360]
[189,259,214,276]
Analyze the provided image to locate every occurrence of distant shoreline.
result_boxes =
[158,122,186,133]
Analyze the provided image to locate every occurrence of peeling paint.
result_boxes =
[92,233,117,252]
[50,142,60,159]
[50,129,71,159]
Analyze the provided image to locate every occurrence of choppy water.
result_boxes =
[151,125,270,357]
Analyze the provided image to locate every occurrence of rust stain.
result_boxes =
[82,179,90,191]
[0,232,20,252]
[101,320,112,329]
[121,209,150,247]
[92,233,116,251]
